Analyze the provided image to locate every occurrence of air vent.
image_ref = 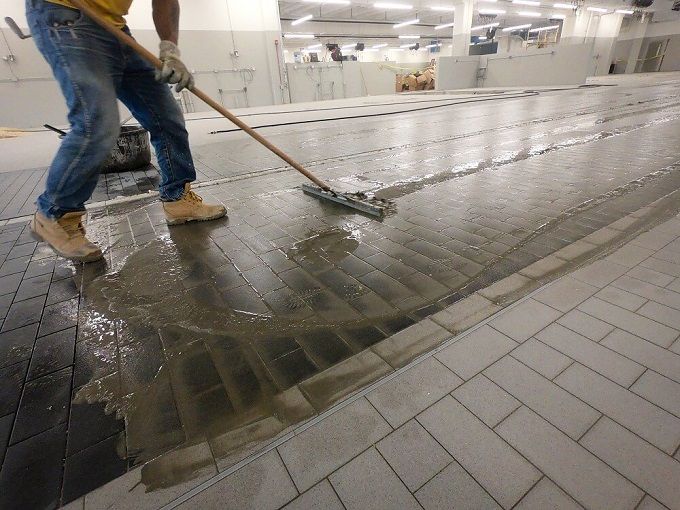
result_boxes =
[632,0,653,7]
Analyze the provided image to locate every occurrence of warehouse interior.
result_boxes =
[1,1,680,509]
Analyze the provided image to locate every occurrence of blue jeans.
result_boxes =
[26,0,196,219]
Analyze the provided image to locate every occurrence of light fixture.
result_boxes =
[364,48,379,52]
[393,18,419,28]
[303,0,351,4]
[615,9,634,13]
[529,24,560,31]
[400,43,416,47]
[518,11,542,16]
[398,35,420,39]
[435,22,455,29]
[431,6,455,11]
[307,43,323,49]
[479,8,506,14]
[372,43,388,48]
[374,2,413,9]
[425,42,443,48]
[478,35,488,40]
[553,2,574,7]
[341,43,356,49]
[283,33,315,39]
[291,14,313,26]
[550,13,567,18]
[587,6,609,12]
[502,23,532,31]
[391,47,405,50]
[513,0,541,5]
[471,22,500,30]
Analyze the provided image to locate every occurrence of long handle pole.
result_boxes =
[69,0,331,191]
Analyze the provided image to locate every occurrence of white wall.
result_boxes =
[0,0,284,128]
[437,56,479,89]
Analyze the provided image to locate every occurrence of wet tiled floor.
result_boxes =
[2,73,680,508]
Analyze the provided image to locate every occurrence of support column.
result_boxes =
[591,13,623,75]
[451,0,474,56]
[624,16,649,73]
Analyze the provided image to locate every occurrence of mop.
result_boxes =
[68,0,390,218]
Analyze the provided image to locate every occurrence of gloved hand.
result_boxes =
[156,40,194,92]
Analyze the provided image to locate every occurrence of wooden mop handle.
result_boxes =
[68,0,331,191]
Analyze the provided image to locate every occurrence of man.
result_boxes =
[26,0,227,262]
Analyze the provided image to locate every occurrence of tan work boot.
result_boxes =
[30,211,103,263]
[163,183,227,226]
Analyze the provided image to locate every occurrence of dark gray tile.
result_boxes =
[0,323,38,369]
[1,295,46,333]
[38,297,78,337]
[0,361,28,416]
[27,327,76,380]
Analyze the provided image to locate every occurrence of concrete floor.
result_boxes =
[0,72,679,509]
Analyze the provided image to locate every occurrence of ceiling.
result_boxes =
[278,0,680,28]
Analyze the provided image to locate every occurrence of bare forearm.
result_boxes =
[152,0,180,43]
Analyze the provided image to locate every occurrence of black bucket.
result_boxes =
[100,126,152,174]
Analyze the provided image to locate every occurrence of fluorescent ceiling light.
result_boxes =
[587,6,608,12]
[553,2,574,7]
[471,22,500,30]
[304,0,350,4]
[307,44,323,49]
[364,48,379,51]
[341,43,356,49]
[550,13,567,18]
[478,35,488,40]
[393,18,419,28]
[435,22,455,29]
[513,0,541,5]
[283,33,315,39]
[400,43,416,47]
[431,6,455,11]
[529,24,560,31]
[502,23,532,31]
[398,34,420,38]
[291,14,313,26]
[616,9,634,13]
[374,2,413,9]
[391,47,405,50]
[479,8,506,14]
[425,43,443,48]
[518,11,542,16]
[372,43,388,48]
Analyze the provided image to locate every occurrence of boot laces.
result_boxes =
[58,217,85,238]
[184,190,204,204]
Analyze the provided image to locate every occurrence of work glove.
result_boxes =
[156,40,194,92]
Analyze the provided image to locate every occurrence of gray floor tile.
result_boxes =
[376,419,452,492]
[452,374,520,428]
[570,260,629,288]
[580,417,680,510]
[435,325,517,380]
[612,275,680,311]
[415,460,501,510]
[668,277,680,293]
[630,370,680,417]
[601,329,680,383]
[636,496,669,510]
[605,244,656,267]
[367,357,462,428]
[496,407,643,510]
[371,318,451,368]
[557,309,615,342]
[485,356,599,440]
[535,323,645,386]
[594,286,647,311]
[179,450,296,510]
[489,299,562,343]
[282,480,344,510]
[514,477,583,510]
[627,266,675,288]
[577,297,678,348]
[511,338,573,379]
[533,277,599,313]
[278,398,391,492]
[556,364,680,454]
[637,301,680,330]
[640,258,680,278]
[329,447,420,510]
[631,230,677,251]
[431,294,501,334]
[418,396,541,509]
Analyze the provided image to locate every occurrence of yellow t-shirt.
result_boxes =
[45,0,133,28]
